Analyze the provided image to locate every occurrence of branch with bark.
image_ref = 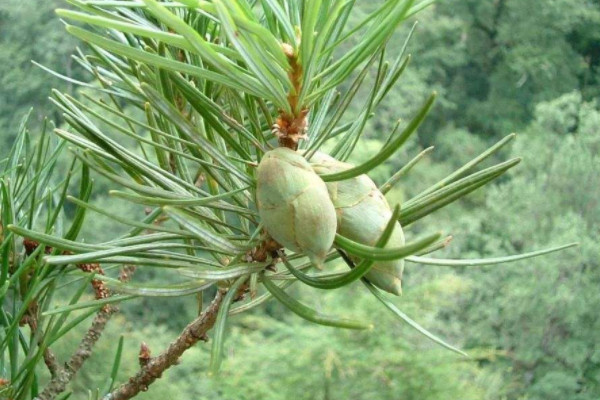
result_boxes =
[22,302,59,377]
[104,289,226,400]
[36,265,135,400]
[37,306,118,400]
[22,239,133,400]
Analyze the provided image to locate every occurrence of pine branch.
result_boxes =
[37,306,118,400]
[104,289,226,400]
[23,302,59,377]
[43,348,60,378]
[36,266,135,399]
[35,261,123,400]
[23,239,133,400]
[20,241,63,379]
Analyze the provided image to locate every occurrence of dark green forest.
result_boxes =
[0,1,598,399]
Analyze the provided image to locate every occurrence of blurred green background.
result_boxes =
[1,0,599,399]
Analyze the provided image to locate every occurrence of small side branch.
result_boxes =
[104,290,225,400]
[42,348,60,378]
[25,238,133,400]
[37,306,117,400]
[22,302,59,377]
[36,259,120,400]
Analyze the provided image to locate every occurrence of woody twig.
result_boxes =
[23,239,131,400]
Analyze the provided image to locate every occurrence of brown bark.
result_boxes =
[23,302,59,377]
[37,307,117,400]
[24,238,132,400]
[104,290,225,400]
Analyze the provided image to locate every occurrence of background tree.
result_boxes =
[0,0,82,145]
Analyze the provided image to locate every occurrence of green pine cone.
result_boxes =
[256,148,337,268]
[308,151,405,295]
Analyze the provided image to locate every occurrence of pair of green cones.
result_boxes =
[257,147,406,296]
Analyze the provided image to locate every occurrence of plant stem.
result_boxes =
[104,290,226,400]
[37,306,118,400]
[23,302,59,377]
[24,234,133,400]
